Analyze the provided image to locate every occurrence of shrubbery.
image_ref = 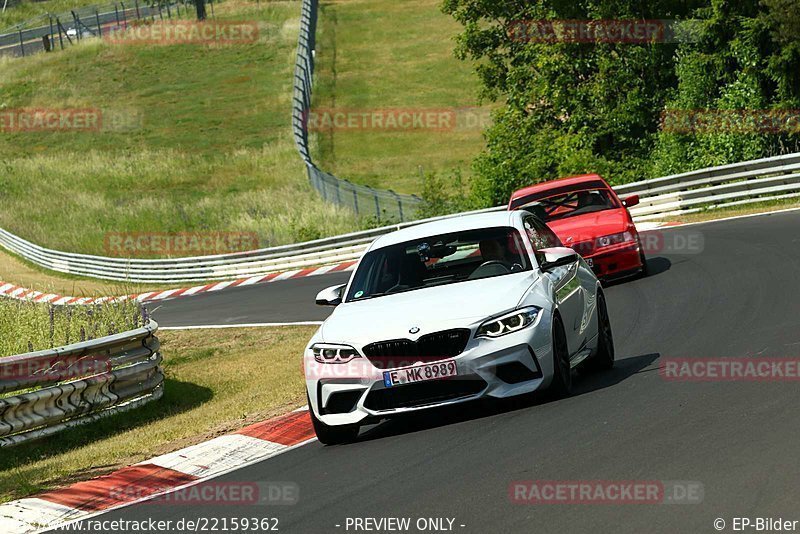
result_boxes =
[442,0,800,208]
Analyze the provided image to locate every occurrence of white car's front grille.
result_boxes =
[361,329,471,369]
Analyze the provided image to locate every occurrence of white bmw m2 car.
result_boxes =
[304,210,614,444]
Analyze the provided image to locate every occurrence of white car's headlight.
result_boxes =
[595,231,635,248]
[476,306,541,338]
[312,343,361,364]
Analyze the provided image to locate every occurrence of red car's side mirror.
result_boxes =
[622,194,639,207]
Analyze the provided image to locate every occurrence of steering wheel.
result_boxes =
[477,260,510,270]
[385,283,409,294]
[468,260,512,280]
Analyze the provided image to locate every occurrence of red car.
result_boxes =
[508,174,647,281]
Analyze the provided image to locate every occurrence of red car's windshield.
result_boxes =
[514,187,619,222]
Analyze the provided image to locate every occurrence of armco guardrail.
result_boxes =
[618,152,800,220]
[0,207,502,284]
[0,320,162,447]
[1,152,800,284]
[291,0,422,221]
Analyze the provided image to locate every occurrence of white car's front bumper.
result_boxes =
[305,313,557,427]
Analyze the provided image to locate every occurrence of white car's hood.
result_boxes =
[320,272,539,346]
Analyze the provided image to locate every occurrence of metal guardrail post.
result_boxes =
[390,191,404,222]
[17,28,24,56]
[71,11,80,40]
[48,15,55,49]
[56,17,67,47]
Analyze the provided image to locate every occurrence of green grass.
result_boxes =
[0,297,142,357]
[0,325,312,503]
[0,0,363,256]
[312,0,489,194]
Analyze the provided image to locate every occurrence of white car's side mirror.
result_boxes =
[539,247,579,271]
[315,284,346,306]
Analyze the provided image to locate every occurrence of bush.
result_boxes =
[417,170,475,218]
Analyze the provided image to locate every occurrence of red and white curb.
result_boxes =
[0,261,358,306]
[0,407,317,533]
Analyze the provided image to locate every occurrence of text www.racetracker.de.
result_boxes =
[53,517,281,532]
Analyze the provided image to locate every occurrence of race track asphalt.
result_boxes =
[59,210,800,533]
[147,272,351,327]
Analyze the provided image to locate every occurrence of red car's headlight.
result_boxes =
[595,231,635,249]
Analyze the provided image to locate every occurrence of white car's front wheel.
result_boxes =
[548,314,573,397]
[308,395,360,445]
[581,291,615,373]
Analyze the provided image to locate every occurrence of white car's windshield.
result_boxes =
[346,226,531,302]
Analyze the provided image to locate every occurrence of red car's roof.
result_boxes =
[509,174,611,203]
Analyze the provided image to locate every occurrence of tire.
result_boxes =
[548,314,573,398]
[582,291,615,372]
[638,241,649,277]
[308,394,360,445]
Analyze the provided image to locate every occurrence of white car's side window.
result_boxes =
[523,216,562,266]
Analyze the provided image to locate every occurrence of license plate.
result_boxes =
[383,359,458,387]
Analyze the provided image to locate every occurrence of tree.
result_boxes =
[442,0,702,205]
[651,0,800,175]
